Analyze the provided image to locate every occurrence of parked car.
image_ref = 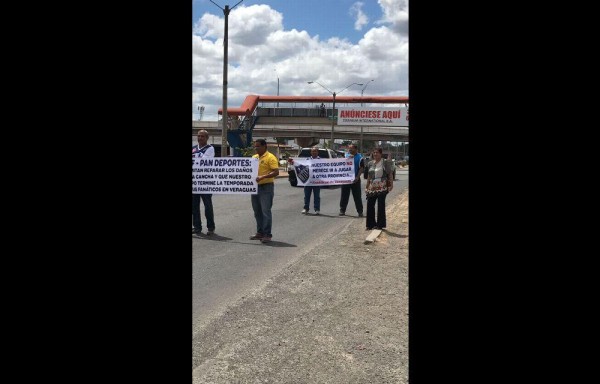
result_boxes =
[288,148,340,187]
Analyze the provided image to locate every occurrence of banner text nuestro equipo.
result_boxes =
[311,161,348,167]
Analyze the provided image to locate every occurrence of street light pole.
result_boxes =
[198,105,205,121]
[307,81,363,149]
[275,69,279,107]
[359,79,374,153]
[331,92,336,145]
[211,0,243,157]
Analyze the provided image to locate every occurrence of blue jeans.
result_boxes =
[192,193,215,231]
[303,186,321,211]
[251,183,274,237]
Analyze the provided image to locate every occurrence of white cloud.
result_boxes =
[350,2,369,31]
[193,3,408,121]
[376,0,409,36]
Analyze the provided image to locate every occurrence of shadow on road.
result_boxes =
[382,230,407,239]
[308,213,363,218]
[193,235,298,248]
[259,240,297,247]
[193,233,233,241]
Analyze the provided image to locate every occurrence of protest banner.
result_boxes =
[192,157,259,194]
[291,158,355,187]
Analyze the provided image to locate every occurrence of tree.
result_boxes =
[236,146,255,157]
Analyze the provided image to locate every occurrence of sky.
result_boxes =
[192,0,408,121]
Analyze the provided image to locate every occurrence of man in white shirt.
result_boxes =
[192,130,216,235]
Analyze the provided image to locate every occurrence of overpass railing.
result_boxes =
[257,106,333,118]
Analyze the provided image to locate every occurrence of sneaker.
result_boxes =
[339,211,346,216]
[366,227,373,231]
[261,236,272,243]
[249,233,264,240]
[301,209,308,214]
[314,211,320,215]
[358,212,364,217]
[192,228,202,235]
[207,229,214,236]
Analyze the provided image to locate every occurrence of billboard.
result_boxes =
[337,107,408,127]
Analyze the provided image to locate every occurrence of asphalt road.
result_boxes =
[192,169,408,336]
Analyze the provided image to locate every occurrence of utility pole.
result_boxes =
[359,79,374,153]
[274,68,280,107]
[307,81,363,150]
[198,105,205,121]
[210,0,243,157]
[331,92,336,146]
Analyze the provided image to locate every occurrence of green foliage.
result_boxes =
[236,146,255,157]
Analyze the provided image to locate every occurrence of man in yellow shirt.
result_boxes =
[250,139,280,243]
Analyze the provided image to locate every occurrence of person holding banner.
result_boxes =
[365,147,394,230]
[339,144,364,217]
[288,146,321,215]
[249,139,279,243]
[192,130,216,236]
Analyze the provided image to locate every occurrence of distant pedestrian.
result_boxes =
[361,150,372,179]
[192,130,216,236]
[288,146,321,215]
[339,144,364,217]
[365,147,393,230]
[320,103,326,117]
[249,139,280,243]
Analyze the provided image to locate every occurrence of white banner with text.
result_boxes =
[192,157,259,194]
[292,158,355,186]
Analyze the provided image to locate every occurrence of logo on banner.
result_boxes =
[295,164,310,183]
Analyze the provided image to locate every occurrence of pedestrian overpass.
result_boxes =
[194,94,409,155]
